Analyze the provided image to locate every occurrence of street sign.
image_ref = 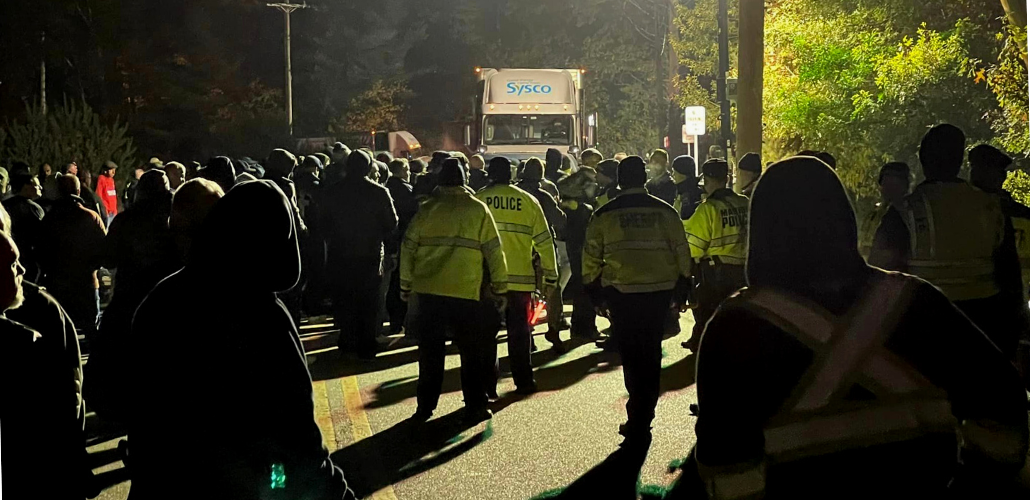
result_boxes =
[685,106,706,136]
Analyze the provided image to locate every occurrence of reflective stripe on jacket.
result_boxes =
[684,188,749,264]
[699,273,960,499]
[477,183,558,292]
[582,188,692,294]
[899,182,1005,301]
[400,187,508,301]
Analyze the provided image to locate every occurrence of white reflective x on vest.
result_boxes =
[738,275,956,463]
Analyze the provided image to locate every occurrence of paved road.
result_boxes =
[90,307,702,499]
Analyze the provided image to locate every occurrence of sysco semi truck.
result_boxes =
[465,68,597,162]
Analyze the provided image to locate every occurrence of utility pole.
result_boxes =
[716,0,732,159]
[736,0,764,163]
[267,3,308,136]
[40,31,47,116]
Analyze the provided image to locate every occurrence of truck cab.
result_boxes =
[467,68,596,163]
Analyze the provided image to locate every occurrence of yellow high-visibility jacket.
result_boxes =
[898,182,1005,302]
[684,188,749,265]
[583,188,693,294]
[400,186,508,301]
[477,183,558,292]
[858,203,891,261]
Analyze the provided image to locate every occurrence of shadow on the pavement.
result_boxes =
[642,449,706,500]
[331,410,489,498]
[659,353,697,395]
[307,329,587,381]
[363,340,617,410]
[530,443,651,499]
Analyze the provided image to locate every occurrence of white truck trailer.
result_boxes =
[466,68,596,162]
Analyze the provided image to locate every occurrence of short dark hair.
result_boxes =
[919,124,966,179]
[616,156,647,188]
[10,173,35,193]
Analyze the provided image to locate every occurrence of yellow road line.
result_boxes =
[341,376,399,500]
[311,380,337,451]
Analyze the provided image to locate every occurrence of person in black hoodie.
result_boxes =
[128,180,355,500]
[690,157,1028,498]
[198,156,237,195]
[266,149,310,321]
[86,170,179,424]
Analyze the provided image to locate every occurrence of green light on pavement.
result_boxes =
[271,463,286,490]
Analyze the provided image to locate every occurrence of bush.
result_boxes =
[0,97,136,176]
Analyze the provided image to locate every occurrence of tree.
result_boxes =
[0,97,136,177]
[329,80,413,137]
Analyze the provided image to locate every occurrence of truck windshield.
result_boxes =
[484,115,573,146]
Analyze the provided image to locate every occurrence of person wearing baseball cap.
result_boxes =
[970,144,1030,303]
[736,152,763,197]
[681,159,749,352]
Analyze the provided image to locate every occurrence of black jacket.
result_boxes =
[80,186,109,227]
[385,176,417,255]
[517,179,568,241]
[3,195,45,280]
[317,176,397,268]
[645,172,677,207]
[695,268,1029,496]
[0,308,93,499]
[129,181,353,500]
[469,169,489,192]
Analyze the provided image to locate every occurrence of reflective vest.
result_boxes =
[684,188,749,265]
[999,195,1030,300]
[477,183,558,292]
[582,188,692,294]
[899,182,1005,302]
[858,202,890,261]
[698,273,1026,500]
[400,186,508,301]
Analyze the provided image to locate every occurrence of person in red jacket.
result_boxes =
[96,161,119,225]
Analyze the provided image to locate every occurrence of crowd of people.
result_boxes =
[1,122,1029,499]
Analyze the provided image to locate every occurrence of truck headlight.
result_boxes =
[477,145,488,154]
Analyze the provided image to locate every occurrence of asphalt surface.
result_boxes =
[89,306,703,500]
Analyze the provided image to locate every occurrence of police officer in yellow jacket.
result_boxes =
[583,156,693,445]
[681,159,749,352]
[477,157,558,394]
[401,158,508,424]
[857,162,909,260]
[691,157,1028,499]
[870,124,1025,359]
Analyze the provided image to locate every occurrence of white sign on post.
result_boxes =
[684,106,706,136]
